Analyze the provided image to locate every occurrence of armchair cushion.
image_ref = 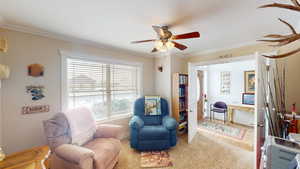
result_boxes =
[129,116,144,129]
[162,116,177,130]
[43,113,71,151]
[55,144,95,165]
[64,107,97,146]
[94,124,125,140]
[84,138,121,169]
[139,126,169,140]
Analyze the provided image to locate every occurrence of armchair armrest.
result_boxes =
[163,116,178,130]
[94,124,125,139]
[54,144,95,165]
[129,116,144,129]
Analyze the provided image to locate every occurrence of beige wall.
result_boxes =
[154,53,187,112]
[155,54,172,104]
[1,29,155,153]
[185,42,300,109]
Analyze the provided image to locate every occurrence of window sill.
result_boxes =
[96,113,133,124]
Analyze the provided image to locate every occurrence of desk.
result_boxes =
[228,104,255,123]
[0,146,50,169]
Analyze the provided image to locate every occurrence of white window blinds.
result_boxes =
[66,57,140,120]
[110,64,138,115]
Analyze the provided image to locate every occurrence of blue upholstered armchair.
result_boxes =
[129,97,178,151]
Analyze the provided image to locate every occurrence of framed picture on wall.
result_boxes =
[220,71,231,95]
[244,70,255,93]
[242,93,255,105]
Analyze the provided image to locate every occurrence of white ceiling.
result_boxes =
[0,0,299,56]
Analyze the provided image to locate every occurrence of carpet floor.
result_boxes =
[115,131,254,169]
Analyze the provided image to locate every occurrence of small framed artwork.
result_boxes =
[220,71,231,95]
[244,70,255,93]
[242,93,255,105]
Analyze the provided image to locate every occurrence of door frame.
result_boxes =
[187,53,258,166]
[197,70,205,121]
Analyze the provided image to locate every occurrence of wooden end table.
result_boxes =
[0,146,50,169]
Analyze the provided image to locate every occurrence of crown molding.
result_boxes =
[0,22,155,58]
[185,41,261,58]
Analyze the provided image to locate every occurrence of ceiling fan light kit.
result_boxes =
[131,25,200,53]
[154,40,174,52]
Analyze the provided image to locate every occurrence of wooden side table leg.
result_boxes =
[228,108,233,123]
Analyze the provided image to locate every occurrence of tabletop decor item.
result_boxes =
[0,147,5,162]
[242,93,255,105]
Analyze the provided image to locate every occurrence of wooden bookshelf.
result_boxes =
[172,73,188,134]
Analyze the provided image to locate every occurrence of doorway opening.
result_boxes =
[194,58,256,151]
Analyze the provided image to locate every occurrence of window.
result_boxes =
[64,56,141,120]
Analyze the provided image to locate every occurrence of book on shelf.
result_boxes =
[179,87,185,97]
[179,75,188,85]
[179,100,186,111]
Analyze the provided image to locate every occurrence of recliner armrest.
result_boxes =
[54,144,95,165]
[162,116,178,130]
[129,116,144,129]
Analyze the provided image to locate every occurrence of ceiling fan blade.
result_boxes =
[172,41,188,50]
[131,39,156,44]
[152,26,164,37]
[151,48,158,53]
[173,32,200,40]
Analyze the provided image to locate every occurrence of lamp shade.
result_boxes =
[0,64,10,79]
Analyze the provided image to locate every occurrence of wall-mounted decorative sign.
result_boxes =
[26,85,45,101]
[220,71,231,95]
[219,54,233,59]
[22,105,50,115]
[28,64,44,77]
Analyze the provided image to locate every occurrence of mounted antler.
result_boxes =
[259,0,300,58]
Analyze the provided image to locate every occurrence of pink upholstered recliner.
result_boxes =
[43,107,124,169]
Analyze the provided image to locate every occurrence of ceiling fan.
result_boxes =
[131,25,200,53]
